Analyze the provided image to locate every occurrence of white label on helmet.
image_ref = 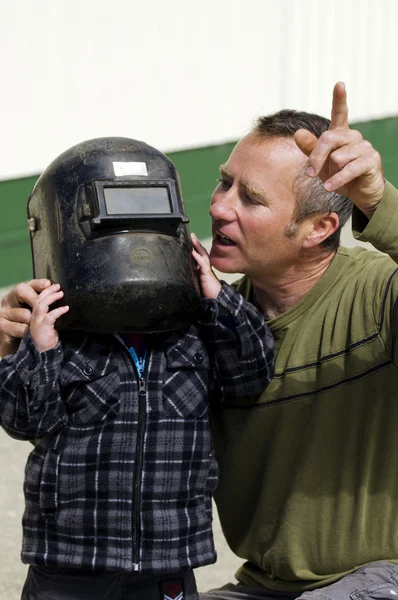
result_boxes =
[113,162,148,176]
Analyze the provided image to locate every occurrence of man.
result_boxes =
[2,83,398,600]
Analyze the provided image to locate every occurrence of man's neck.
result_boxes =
[251,249,336,320]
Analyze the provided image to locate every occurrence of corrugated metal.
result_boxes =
[1,0,397,180]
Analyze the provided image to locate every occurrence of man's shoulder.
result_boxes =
[337,244,397,272]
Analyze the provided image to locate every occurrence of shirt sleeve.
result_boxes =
[352,180,398,262]
[198,282,274,400]
[0,333,68,440]
[351,180,398,366]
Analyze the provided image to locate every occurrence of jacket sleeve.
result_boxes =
[199,282,274,400]
[0,333,68,440]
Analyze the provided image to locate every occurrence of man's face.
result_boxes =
[209,133,308,280]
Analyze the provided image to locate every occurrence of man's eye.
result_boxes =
[217,178,231,190]
[244,194,261,205]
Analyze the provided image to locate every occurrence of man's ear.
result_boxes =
[302,212,340,248]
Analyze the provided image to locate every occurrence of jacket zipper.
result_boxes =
[116,336,148,572]
[132,370,147,570]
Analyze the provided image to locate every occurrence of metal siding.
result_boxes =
[1,0,397,180]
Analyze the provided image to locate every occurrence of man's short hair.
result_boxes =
[252,109,353,251]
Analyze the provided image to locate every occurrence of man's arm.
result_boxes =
[294,83,398,367]
[0,279,51,358]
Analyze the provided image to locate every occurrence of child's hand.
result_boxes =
[191,233,222,299]
[30,284,69,352]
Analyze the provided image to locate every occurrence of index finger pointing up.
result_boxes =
[330,81,349,130]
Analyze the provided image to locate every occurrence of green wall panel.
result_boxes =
[0,175,39,286]
[169,141,236,238]
[354,118,398,185]
[0,117,397,288]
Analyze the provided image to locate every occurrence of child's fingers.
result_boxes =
[33,295,64,319]
[190,233,207,256]
[192,248,208,271]
[34,286,64,313]
[46,305,69,325]
[38,283,61,299]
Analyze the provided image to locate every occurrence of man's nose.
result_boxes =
[209,190,236,221]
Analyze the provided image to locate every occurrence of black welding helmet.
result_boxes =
[27,137,201,333]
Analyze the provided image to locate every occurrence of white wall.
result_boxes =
[1,0,397,180]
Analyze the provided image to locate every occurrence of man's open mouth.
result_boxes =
[215,232,236,246]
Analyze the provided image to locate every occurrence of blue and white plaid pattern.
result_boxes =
[0,283,274,573]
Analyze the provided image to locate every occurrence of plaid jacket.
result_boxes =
[0,283,273,574]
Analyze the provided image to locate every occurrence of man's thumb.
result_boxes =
[294,129,317,157]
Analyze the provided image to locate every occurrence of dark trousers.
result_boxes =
[200,561,398,600]
[22,565,198,600]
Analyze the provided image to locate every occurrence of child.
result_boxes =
[0,235,274,600]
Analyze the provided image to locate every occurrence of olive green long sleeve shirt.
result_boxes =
[211,182,398,592]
